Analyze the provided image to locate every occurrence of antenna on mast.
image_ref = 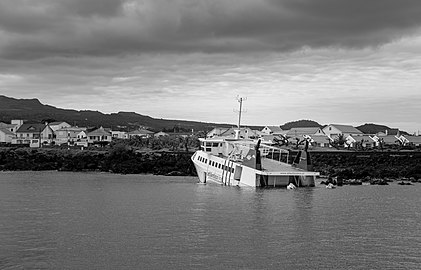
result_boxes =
[234,95,247,139]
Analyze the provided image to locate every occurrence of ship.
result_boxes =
[191,97,319,188]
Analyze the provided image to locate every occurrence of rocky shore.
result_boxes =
[1,147,420,180]
[0,147,196,176]
[311,151,421,180]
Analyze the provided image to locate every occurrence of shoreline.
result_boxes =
[1,147,420,180]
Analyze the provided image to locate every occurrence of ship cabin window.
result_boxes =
[201,141,222,153]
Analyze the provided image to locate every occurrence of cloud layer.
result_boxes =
[1,0,421,132]
[2,0,421,59]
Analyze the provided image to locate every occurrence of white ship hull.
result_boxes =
[192,150,318,188]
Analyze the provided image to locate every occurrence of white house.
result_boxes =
[128,129,154,139]
[285,127,324,140]
[346,135,376,148]
[87,127,112,145]
[49,121,71,131]
[13,123,54,147]
[154,131,169,138]
[0,119,23,133]
[112,130,129,139]
[323,124,363,138]
[261,126,284,135]
[54,127,87,146]
[220,127,261,139]
[309,135,331,148]
[400,135,421,147]
[371,135,401,147]
[0,128,14,143]
[73,130,88,147]
[206,127,230,138]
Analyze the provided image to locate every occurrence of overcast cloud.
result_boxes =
[1,0,421,132]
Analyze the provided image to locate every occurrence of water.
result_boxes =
[0,171,420,270]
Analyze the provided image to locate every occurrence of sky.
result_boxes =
[1,0,421,133]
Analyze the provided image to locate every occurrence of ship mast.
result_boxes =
[234,96,246,139]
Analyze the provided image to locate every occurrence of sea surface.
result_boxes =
[0,171,420,270]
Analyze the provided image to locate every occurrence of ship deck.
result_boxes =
[260,158,319,176]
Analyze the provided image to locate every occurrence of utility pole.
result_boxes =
[234,96,246,139]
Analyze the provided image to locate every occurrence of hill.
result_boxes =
[356,123,401,135]
[280,119,322,130]
[0,95,232,132]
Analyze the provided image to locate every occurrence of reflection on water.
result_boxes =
[0,171,421,269]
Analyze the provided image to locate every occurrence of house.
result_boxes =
[206,127,230,138]
[261,126,284,135]
[309,135,331,148]
[87,127,112,145]
[49,121,71,131]
[154,131,170,138]
[376,129,400,137]
[400,135,421,147]
[0,128,14,143]
[0,119,23,133]
[285,127,323,140]
[13,123,54,147]
[128,129,154,139]
[372,135,401,147]
[77,130,87,140]
[346,135,376,148]
[75,130,88,147]
[260,134,280,145]
[112,130,129,139]
[322,124,363,138]
[219,127,261,139]
[54,127,87,146]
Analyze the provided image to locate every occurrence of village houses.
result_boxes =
[0,119,419,150]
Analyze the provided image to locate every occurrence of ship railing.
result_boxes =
[260,144,290,164]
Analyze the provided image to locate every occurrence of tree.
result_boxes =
[329,134,347,149]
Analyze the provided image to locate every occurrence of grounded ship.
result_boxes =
[191,98,320,188]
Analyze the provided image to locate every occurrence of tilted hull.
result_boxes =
[191,150,318,188]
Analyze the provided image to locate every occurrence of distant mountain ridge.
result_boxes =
[0,95,400,133]
[0,95,230,131]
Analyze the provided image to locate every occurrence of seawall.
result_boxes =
[1,147,420,179]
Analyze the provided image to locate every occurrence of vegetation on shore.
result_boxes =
[311,152,421,180]
[1,136,421,180]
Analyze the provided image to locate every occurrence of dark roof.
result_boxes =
[16,123,48,133]
[49,121,69,125]
[87,127,112,136]
[328,124,362,134]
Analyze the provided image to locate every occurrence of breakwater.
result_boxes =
[1,147,420,179]
[311,151,421,179]
[0,147,195,176]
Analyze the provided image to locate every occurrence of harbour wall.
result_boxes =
[1,147,420,179]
